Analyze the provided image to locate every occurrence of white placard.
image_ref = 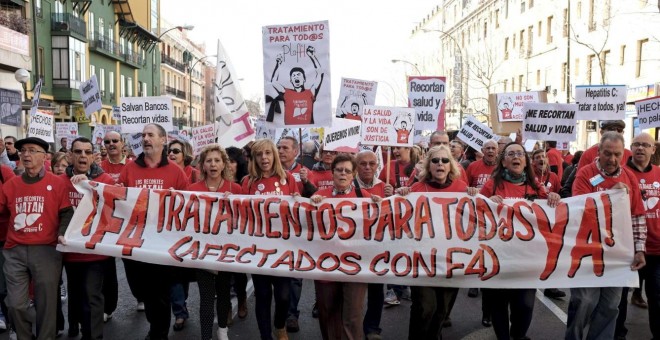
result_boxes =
[127,132,143,155]
[119,96,173,133]
[191,124,216,155]
[456,116,497,151]
[408,76,446,130]
[495,92,540,122]
[635,96,660,129]
[574,85,627,120]
[335,78,377,121]
[79,75,103,117]
[323,119,361,153]
[112,105,121,121]
[28,109,54,143]
[29,78,42,116]
[522,103,578,142]
[360,105,414,147]
[255,116,276,140]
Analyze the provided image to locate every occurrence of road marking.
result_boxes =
[536,289,567,324]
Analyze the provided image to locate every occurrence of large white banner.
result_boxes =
[457,116,497,151]
[408,76,446,130]
[79,75,103,117]
[522,103,578,142]
[335,78,377,121]
[496,92,540,122]
[635,96,660,129]
[60,183,638,288]
[361,106,415,147]
[574,85,627,120]
[262,20,332,128]
[28,109,54,143]
[119,96,173,133]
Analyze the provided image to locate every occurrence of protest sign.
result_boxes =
[457,116,497,151]
[127,132,143,155]
[495,92,539,122]
[335,78,377,121]
[29,78,42,116]
[323,119,361,153]
[55,122,79,149]
[255,116,276,140]
[28,109,54,143]
[79,75,102,118]
[112,105,121,121]
[262,20,331,128]
[191,124,216,155]
[522,103,578,142]
[0,88,22,127]
[119,96,173,133]
[635,96,660,129]
[408,76,446,130]
[574,85,626,120]
[273,128,299,145]
[61,183,637,288]
[213,40,255,148]
[360,105,415,147]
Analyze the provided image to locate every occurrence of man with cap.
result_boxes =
[578,120,632,169]
[0,137,73,340]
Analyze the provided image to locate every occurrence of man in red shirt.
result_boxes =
[567,131,646,340]
[308,148,336,191]
[278,136,314,196]
[99,131,126,184]
[624,133,660,339]
[0,137,73,340]
[119,124,189,340]
[578,120,632,169]
[466,140,498,189]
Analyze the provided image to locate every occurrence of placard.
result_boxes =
[79,75,103,117]
[522,103,578,142]
[119,96,173,133]
[28,109,54,143]
[335,78,377,121]
[127,132,143,155]
[574,85,627,120]
[191,124,216,155]
[323,119,361,153]
[360,105,415,147]
[0,88,22,127]
[456,116,497,151]
[635,96,660,129]
[408,76,446,130]
[495,91,540,122]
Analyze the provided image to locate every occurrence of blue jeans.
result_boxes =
[363,283,384,335]
[565,287,622,340]
[288,278,303,320]
[646,255,660,339]
[170,282,189,320]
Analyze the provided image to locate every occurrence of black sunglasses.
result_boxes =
[168,149,182,155]
[104,139,120,144]
[72,149,94,155]
[431,157,450,164]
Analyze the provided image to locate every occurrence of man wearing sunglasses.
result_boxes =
[99,131,126,184]
[60,137,114,339]
[0,137,72,340]
[578,120,632,169]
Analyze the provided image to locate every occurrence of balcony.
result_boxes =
[122,50,145,68]
[0,24,31,69]
[51,13,86,40]
[161,85,186,100]
[161,53,186,73]
[89,33,120,58]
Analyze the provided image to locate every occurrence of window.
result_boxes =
[38,47,45,81]
[505,0,509,18]
[52,37,86,89]
[518,75,524,91]
[577,1,582,18]
[529,0,534,8]
[504,37,509,59]
[150,0,159,34]
[636,38,648,77]
[512,77,515,91]
[536,69,541,85]
[109,71,114,95]
[563,9,569,37]
[99,68,105,93]
[546,16,553,43]
[120,75,125,97]
[587,54,595,84]
[527,26,533,54]
[495,9,500,28]
[588,0,595,31]
[90,65,95,77]
[561,63,567,91]
[538,20,542,37]
[601,50,610,81]
[503,79,508,92]
[520,29,525,53]
[89,12,95,40]
[127,77,133,96]
[35,0,42,18]
[521,1,526,13]
[142,82,147,97]
[603,0,611,26]
[620,45,626,65]
[55,0,63,14]
[99,18,104,38]
[574,58,580,77]
[120,37,126,54]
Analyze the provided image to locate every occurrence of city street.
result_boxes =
[0,259,650,339]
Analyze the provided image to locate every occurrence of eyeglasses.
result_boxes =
[632,142,653,149]
[104,139,120,144]
[168,149,182,155]
[333,167,353,174]
[19,149,45,155]
[72,149,94,155]
[430,157,450,164]
[505,151,526,159]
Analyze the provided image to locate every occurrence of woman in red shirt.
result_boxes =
[188,145,241,340]
[168,139,200,185]
[531,149,561,194]
[479,142,560,340]
[399,145,471,339]
[310,154,380,340]
[241,139,298,340]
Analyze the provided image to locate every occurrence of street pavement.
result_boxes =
[0,259,651,339]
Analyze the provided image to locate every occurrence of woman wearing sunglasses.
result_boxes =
[309,153,380,340]
[396,145,470,339]
[479,142,560,340]
[168,139,200,185]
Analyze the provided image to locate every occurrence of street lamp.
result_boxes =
[391,59,421,75]
[188,54,217,128]
[14,68,30,102]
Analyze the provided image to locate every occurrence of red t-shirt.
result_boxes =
[100,159,127,184]
[315,187,371,198]
[361,181,386,197]
[284,88,314,125]
[184,165,201,185]
[119,159,189,190]
[241,172,299,196]
[344,114,361,121]
[379,160,411,189]
[0,166,16,242]
[563,152,574,165]
[312,169,334,192]
[61,172,115,262]
[188,179,242,195]
[578,144,633,169]
[396,129,410,144]
[466,160,495,189]
[1,172,72,248]
[480,178,549,199]
[626,163,660,255]
[546,148,564,180]
[572,163,644,217]
[536,171,561,194]
[410,179,468,193]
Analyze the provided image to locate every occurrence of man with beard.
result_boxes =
[99,131,126,184]
[118,124,188,340]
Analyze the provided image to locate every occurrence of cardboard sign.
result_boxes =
[191,124,216,155]
[456,116,497,151]
[408,76,446,130]
[574,85,627,120]
[495,92,540,122]
[262,20,332,128]
[79,75,103,118]
[61,183,638,289]
[119,96,173,133]
[635,96,660,129]
[360,105,415,147]
[28,109,54,143]
[523,103,578,142]
[323,119,361,153]
[0,88,22,127]
[335,78,377,121]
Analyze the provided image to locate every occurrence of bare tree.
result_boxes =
[466,47,504,126]
[570,1,614,85]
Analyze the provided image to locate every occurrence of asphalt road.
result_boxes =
[0,259,651,339]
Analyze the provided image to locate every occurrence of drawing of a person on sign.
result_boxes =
[269,46,325,125]
[394,113,413,144]
[338,93,367,121]
[498,96,514,120]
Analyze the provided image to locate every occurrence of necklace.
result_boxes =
[205,179,224,192]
